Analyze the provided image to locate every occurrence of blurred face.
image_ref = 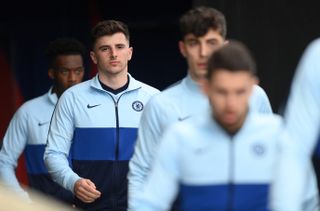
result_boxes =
[90,33,133,77]
[49,54,84,97]
[203,69,257,134]
[179,29,225,82]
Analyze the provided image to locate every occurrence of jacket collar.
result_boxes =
[90,73,141,94]
[47,87,58,105]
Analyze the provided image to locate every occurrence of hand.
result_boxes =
[74,178,101,203]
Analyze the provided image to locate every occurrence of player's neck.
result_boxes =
[52,86,62,98]
[99,71,128,90]
[189,72,206,86]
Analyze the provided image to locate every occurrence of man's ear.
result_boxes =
[90,51,97,64]
[253,76,259,85]
[249,76,260,95]
[127,47,133,61]
[48,68,54,79]
[178,41,187,58]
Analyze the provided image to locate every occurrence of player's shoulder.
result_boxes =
[151,79,185,102]
[19,92,49,111]
[251,112,283,130]
[133,79,160,95]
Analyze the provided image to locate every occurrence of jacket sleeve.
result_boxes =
[271,38,320,211]
[250,85,273,114]
[44,92,81,193]
[128,95,170,208]
[0,106,29,199]
[130,125,180,211]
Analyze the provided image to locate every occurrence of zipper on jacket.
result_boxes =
[227,135,235,211]
[114,101,120,160]
[105,88,140,210]
[104,92,123,161]
[107,88,140,160]
[104,93,121,210]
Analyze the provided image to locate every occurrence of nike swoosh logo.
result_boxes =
[38,121,49,126]
[87,104,101,109]
[178,116,191,121]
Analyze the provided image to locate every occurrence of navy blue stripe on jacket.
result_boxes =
[71,127,137,210]
[179,183,269,211]
[25,144,73,203]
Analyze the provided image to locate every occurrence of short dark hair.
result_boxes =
[207,40,256,79]
[46,38,85,68]
[179,6,227,39]
[91,20,130,49]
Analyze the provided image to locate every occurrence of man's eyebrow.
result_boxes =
[98,45,110,50]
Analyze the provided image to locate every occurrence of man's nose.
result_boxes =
[200,43,210,57]
[110,47,117,58]
[68,71,77,82]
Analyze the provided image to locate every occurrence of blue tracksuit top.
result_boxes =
[128,74,273,208]
[0,88,73,203]
[44,74,159,210]
[132,109,283,211]
[271,38,320,211]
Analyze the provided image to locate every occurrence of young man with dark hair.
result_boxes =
[44,20,159,210]
[128,6,272,209]
[131,40,282,211]
[0,37,85,203]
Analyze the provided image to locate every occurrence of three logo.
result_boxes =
[132,101,143,112]
[178,116,191,122]
[86,101,144,112]
[38,121,49,126]
[87,104,101,109]
[252,143,266,156]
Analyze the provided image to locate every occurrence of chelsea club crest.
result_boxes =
[252,143,266,156]
[132,101,144,112]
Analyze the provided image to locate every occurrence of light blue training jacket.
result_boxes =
[0,88,73,203]
[132,109,283,211]
[128,74,273,208]
[44,74,159,210]
[271,38,320,211]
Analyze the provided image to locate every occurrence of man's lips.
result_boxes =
[197,63,207,69]
[110,61,119,65]
[222,112,237,123]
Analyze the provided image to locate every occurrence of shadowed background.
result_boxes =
[1,0,320,186]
